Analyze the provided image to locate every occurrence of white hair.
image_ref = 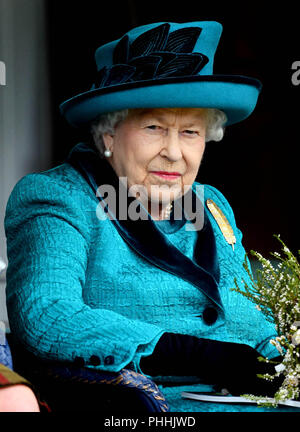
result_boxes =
[91,108,227,157]
[205,108,227,142]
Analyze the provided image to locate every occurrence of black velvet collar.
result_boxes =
[65,142,223,310]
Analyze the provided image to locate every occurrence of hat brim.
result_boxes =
[59,75,262,128]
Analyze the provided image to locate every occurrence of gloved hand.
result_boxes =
[197,338,282,397]
[140,332,282,397]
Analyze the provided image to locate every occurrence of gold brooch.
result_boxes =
[206,199,236,251]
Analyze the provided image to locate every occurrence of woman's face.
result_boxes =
[103,107,207,207]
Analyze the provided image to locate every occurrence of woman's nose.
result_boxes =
[160,130,182,161]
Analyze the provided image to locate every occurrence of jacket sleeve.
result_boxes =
[4,173,164,373]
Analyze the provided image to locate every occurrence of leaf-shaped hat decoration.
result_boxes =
[130,23,170,57]
[155,53,208,78]
[165,27,202,53]
[129,55,162,81]
[104,64,136,86]
[93,23,208,89]
[113,35,130,64]
[94,64,136,88]
[94,66,108,88]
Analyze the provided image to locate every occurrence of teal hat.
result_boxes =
[60,21,262,127]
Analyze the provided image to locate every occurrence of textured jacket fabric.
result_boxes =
[4,142,283,411]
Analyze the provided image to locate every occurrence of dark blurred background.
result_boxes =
[45,0,299,255]
[1,0,299,260]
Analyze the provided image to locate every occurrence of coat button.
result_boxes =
[74,356,85,367]
[89,355,101,366]
[104,355,115,365]
[202,307,218,325]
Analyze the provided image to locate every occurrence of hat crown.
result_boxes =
[94,21,223,87]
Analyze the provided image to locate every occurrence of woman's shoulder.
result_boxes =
[10,161,90,194]
[6,162,96,210]
[4,162,99,234]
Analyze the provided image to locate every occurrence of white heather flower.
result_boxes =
[285,374,299,387]
[292,329,300,346]
[233,237,300,406]
[277,387,289,400]
[275,363,286,373]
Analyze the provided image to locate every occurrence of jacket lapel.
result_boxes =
[66,142,223,309]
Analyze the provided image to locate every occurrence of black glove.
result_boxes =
[140,332,282,397]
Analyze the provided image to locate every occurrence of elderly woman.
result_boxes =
[4,21,294,412]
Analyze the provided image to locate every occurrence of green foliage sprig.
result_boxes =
[232,235,300,406]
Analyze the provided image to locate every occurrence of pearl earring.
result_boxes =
[104,149,112,158]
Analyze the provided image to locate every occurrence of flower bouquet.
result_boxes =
[232,235,300,406]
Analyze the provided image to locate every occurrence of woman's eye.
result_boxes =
[145,125,165,134]
[146,125,161,130]
[182,130,199,136]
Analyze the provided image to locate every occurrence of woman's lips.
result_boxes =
[150,171,181,180]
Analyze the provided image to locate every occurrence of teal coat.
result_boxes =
[5,142,293,412]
